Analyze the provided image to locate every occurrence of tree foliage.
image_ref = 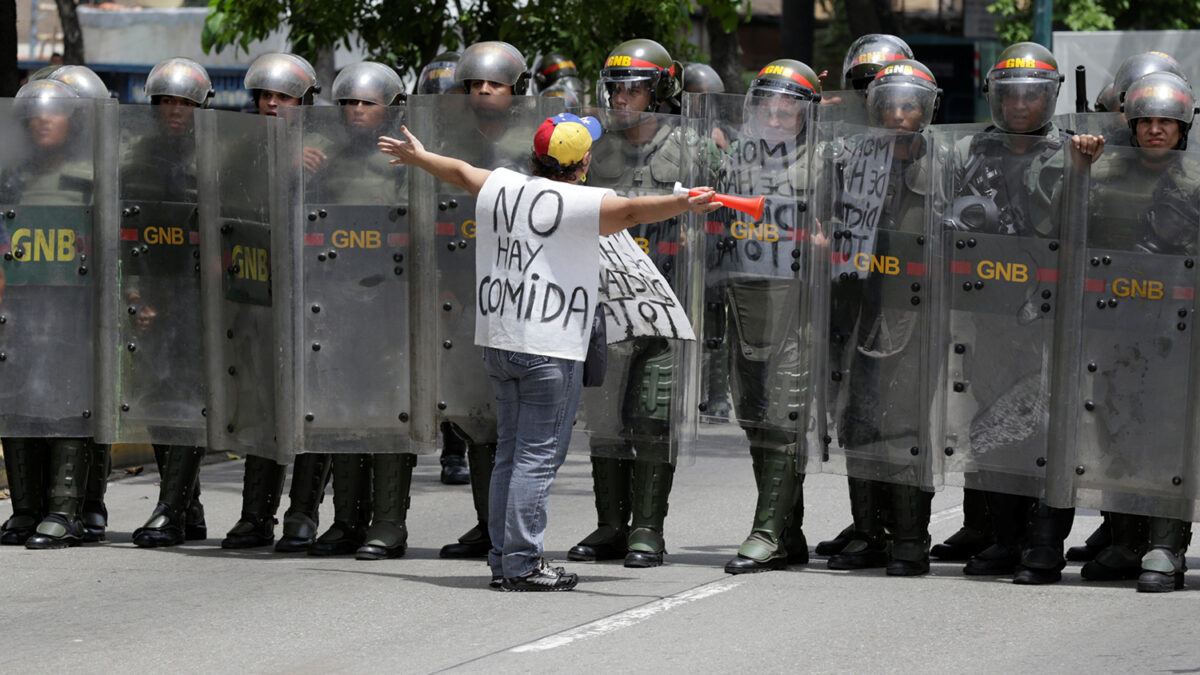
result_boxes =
[202,0,747,82]
[987,0,1200,44]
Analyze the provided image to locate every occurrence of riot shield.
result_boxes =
[99,103,206,445]
[1046,141,1200,520]
[811,118,943,491]
[195,108,287,462]
[0,97,112,438]
[929,123,1070,498]
[405,94,565,448]
[683,92,815,469]
[272,104,413,455]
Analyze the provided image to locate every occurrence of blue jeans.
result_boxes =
[483,347,583,579]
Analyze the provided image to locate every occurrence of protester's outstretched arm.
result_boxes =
[598,189,720,236]
[378,126,492,197]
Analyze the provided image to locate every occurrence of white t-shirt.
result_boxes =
[474,167,614,361]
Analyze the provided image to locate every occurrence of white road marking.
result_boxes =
[509,578,742,653]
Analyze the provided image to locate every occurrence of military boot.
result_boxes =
[81,441,110,542]
[186,471,207,541]
[1,439,46,545]
[357,453,415,560]
[1137,517,1191,593]
[725,447,801,574]
[27,439,90,549]
[311,454,373,556]
[221,455,287,549]
[887,485,932,576]
[276,453,333,552]
[828,477,888,570]
[1066,515,1111,562]
[625,459,674,568]
[134,445,205,548]
[568,455,632,561]
[439,422,469,485]
[931,487,991,561]
[440,442,494,558]
[782,473,808,565]
[816,523,856,557]
[1082,512,1148,581]
[1013,502,1073,585]
[964,491,1031,576]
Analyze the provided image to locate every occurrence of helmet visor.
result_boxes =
[987,77,1057,133]
[867,82,936,131]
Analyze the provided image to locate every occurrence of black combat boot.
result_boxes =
[1013,502,1073,585]
[311,454,373,556]
[887,485,933,577]
[782,473,808,565]
[27,439,90,549]
[1081,512,1147,581]
[186,471,207,541]
[568,455,632,561]
[276,453,333,552]
[1,439,46,545]
[439,422,469,485]
[931,487,991,561]
[816,523,857,557]
[725,447,801,574]
[357,453,415,560]
[828,478,888,570]
[1137,517,1191,593]
[1067,515,1111,562]
[440,442,494,558]
[626,459,674,568]
[221,455,286,549]
[964,491,1031,576]
[134,445,205,548]
[80,441,110,542]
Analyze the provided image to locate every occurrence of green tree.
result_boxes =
[987,0,1200,44]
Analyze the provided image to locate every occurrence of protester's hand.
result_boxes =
[1071,133,1105,163]
[302,146,327,174]
[378,126,425,165]
[684,187,722,214]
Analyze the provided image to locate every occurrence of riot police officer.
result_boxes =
[842,34,914,91]
[220,52,330,552]
[123,57,215,548]
[531,52,586,99]
[415,51,463,96]
[714,59,821,573]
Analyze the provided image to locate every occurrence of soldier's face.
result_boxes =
[258,89,301,116]
[753,94,804,141]
[999,88,1045,133]
[341,99,386,131]
[155,95,199,135]
[1136,117,1182,157]
[881,98,924,132]
[609,80,653,113]
[468,80,513,118]
[27,111,70,149]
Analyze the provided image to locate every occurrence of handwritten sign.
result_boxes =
[832,132,894,279]
[599,230,696,343]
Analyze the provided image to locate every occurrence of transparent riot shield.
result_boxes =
[811,118,943,491]
[272,104,413,455]
[405,94,565,449]
[99,103,206,445]
[683,92,815,469]
[929,123,1071,498]
[0,97,112,438]
[1046,140,1200,520]
[195,108,286,462]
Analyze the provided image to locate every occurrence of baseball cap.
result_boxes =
[533,113,602,166]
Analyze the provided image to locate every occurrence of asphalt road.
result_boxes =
[2,424,1198,673]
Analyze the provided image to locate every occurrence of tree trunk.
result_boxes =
[315,45,336,103]
[780,0,815,65]
[1,0,18,96]
[706,10,745,94]
[55,0,84,65]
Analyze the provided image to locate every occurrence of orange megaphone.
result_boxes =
[674,182,766,221]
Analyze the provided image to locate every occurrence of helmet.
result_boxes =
[596,38,682,112]
[842,34,913,90]
[26,64,59,82]
[743,59,821,141]
[145,57,214,107]
[866,59,940,131]
[1094,82,1118,113]
[14,78,80,120]
[417,51,461,95]
[332,61,404,106]
[983,42,1062,133]
[540,82,581,108]
[245,52,320,104]
[455,41,529,94]
[1124,71,1197,151]
[683,62,725,94]
[532,52,579,92]
[47,65,111,99]
[1113,51,1185,103]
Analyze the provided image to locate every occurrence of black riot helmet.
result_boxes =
[596,38,683,113]
[417,51,462,95]
[1124,71,1197,151]
[1094,82,1118,113]
[455,41,529,95]
[866,59,940,131]
[983,42,1063,133]
[683,62,725,94]
[842,34,913,90]
[1113,51,1185,104]
[532,52,580,93]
